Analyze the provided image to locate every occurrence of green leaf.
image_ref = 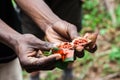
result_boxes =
[43,51,52,56]
[52,47,59,51]
[64,58,74,62]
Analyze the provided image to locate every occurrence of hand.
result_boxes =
[84,32,98,53]
[45,21,84,58]
[14,34,61,72]
[45,21,79,42]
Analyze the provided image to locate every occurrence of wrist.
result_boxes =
[9,33,23,50]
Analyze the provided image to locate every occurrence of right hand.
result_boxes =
[14,34,61,72]
[45,21,79,43]
[45,21,85,58]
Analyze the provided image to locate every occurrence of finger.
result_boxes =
[83,33,92,38]
[46,34,67,43]
[75,46,84,52]
[36,50,45,58]
[52,21,79,40]
[25,34,56,50]
[24,54,61,72]
[75,50,85,58]
[52,21,69,38]
[32,38,56,50]
[45,27,68,42]
[85,32,98,48]
[75,45,85,58]
[27,51,37,57]
[67,24,80,40]
[85,44,97,53]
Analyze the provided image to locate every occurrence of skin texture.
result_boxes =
[15,0,61,32]
[0,0,97,72]
[45,21,79,42]
[15,0,84,57]
[0,19,61,72]
[15,0,79,42]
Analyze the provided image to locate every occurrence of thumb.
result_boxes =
[23,34,56,50]
[68,24,80,40]
[32,37,59,51]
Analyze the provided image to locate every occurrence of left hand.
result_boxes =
[14,34,61,72]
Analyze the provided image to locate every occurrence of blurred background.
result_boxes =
[18,0,120,80]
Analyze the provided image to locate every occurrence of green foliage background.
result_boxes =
[79,0,120,79]
[82,0,120,63]
[17,0,120,80]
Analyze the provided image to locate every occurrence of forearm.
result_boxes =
[0,19,22,49]
[15,0,61,32]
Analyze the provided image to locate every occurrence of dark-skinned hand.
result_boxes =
[45,21,85,58]
[14,34,61,72]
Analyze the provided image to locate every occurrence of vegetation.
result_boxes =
[22,0,120,80]
[77,0,120,80]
